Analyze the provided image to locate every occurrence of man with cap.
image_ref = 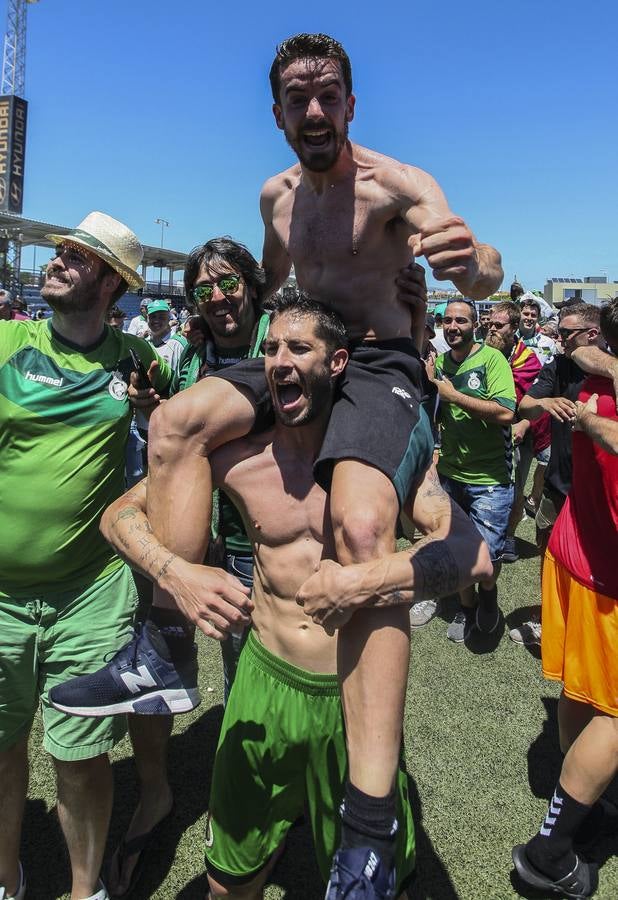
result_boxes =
[145,299,187,372]
[0,212,171,900]
[127,297,151,338]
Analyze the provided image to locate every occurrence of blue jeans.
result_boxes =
[220,552,253,704]
[439,476,514,563]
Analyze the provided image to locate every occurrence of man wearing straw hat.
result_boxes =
[0,212,170,900]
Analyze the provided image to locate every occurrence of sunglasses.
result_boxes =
[192,275,242,303]
[558,327,589,340]
[488,320,510,330]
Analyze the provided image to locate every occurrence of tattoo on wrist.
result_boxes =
[156,553,176,581]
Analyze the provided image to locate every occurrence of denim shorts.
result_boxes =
[439,476,514,563]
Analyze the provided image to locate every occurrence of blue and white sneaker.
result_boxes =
[325,848,396,899]
[49,621,200,716]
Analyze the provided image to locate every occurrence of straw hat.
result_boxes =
[47,211,145,290]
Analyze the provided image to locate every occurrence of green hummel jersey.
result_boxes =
[436,343,516,485]
[0,320,171,595]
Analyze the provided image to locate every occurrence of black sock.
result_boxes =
[340,781,398,868]
[148,608,195,663]
[477,584,497,610]
[526,783,591,880]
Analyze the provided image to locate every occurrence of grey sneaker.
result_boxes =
[446,608,474,643]
[409,599,439,627]
[501,536,519,563]
[509,619,541,645]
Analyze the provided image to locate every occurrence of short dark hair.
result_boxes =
[560,303,601,328]
[521,298,541,317]
[268,290,348,355]
[510,281,524,301]
[445,298,477,322]
[492,300,521,329]
[108,305,125,320]
[183,237,266,315]
[600,298,618,347]
[269,33,352,104]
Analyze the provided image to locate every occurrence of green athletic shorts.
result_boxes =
[0,564,137,761]
[205,631,416,890]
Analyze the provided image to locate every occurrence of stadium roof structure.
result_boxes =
[0,211,188,272]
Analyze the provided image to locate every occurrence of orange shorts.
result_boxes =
[542,550,618,716]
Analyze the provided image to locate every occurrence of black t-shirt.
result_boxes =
[526,355,586,498]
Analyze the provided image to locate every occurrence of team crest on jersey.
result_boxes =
[205,811,214,848]
[467,372,481,390]
[108,370,128,401]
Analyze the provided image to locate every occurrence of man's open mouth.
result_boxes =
[302,129,331,149]
[276,382,303,411]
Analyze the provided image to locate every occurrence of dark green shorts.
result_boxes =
[0,564,137,760]
[205,631,415,888]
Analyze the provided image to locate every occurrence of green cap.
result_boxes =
[147,299,170,315]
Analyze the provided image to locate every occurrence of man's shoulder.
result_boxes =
[0,318,45,360]
[261,166,302,201]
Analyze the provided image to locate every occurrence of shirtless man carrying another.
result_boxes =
[57,34,502,894]
[97,297,492,898]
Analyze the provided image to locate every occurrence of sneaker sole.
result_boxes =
[51,688,201,717]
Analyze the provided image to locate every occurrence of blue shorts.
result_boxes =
[439,476,514,563]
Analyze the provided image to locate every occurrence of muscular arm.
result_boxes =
[260,178,292,298]
[100,476,253,640]
[145,379,256,634]
[296,464,493,628]
[400,167,503,300]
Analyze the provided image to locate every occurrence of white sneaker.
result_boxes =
[509,620,541,645]
[409,598,439,627]
[0,862,26,900]
[81,881,109,900]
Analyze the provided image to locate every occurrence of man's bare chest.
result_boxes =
[275,184,405,262]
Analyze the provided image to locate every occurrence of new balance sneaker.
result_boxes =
[325,848,396,899]
[446,608,474,643]
[0,861,26,900]
[409,598,439,628]
[501,536,519,563]
[49,622,200,717]
[509,619,542,645]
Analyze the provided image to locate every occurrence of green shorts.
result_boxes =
[205,631,415,890]
[0,563,137,761]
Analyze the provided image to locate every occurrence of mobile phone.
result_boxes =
[129,348,151,390]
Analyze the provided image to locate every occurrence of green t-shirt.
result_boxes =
[436,343,516,485]
[171,313,270,555]
[0,319,171,595]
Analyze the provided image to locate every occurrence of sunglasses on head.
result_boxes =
[192,275,242,303]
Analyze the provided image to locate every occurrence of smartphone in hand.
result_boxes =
[129,348,151,390]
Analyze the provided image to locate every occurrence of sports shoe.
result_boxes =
[446,608,474,643]
[501,536,519,563]
[512,844,597,898]
[325,848,396,899]
[409,598,439,627]
[524,496,538,518]
[476,598,500,634]
[83,882,110,900]
[509,619,541,645]
[0,861,26,900]
[49,622,200,717]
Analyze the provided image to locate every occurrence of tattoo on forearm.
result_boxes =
[156,553,176,581]
[413,539,459,598]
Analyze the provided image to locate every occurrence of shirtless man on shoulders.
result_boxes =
[96,297,492,898]
[56,33,502,895]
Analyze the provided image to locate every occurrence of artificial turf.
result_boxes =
[22,512,618,898]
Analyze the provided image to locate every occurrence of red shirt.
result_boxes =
[549,375,618,598]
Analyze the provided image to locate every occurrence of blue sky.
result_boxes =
[12,0,618,290]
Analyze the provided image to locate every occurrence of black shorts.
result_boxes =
[211,339,434,507]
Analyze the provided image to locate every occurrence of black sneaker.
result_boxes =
[325,848,396,899]
[49,622,200,717]
[501,536,519,563]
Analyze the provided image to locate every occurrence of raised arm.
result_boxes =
[296,464,492,630]
[260,176,292,298]
[399,166,503,300]
[100,476,253,640]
